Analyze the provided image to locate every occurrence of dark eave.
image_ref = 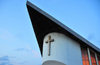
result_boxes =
[26,1,100,55]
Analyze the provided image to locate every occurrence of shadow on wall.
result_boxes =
[42,60,66,65]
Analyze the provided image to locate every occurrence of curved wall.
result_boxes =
[43,60,66,65]
[42,32,82,65]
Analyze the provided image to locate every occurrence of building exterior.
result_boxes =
[26,1,100,65]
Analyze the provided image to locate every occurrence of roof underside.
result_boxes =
[26,1,100,55]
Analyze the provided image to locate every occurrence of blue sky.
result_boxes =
[0,0,100,65]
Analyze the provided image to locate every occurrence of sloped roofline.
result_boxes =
[26,1,100,55]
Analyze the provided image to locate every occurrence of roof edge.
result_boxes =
[26,1,100,53]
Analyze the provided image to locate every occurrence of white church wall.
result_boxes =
[42,32,83,65]
[66,35,83,65]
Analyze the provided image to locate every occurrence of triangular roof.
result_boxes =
[26,1,100,55]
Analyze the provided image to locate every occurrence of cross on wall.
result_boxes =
[45,35,54,56]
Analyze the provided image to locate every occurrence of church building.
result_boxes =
[26,1,100,65]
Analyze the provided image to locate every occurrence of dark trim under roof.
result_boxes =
[26,1,100,55]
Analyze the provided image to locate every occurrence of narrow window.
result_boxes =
[97,55,100,65]
[90,51,97,65]
[81,47,90,65]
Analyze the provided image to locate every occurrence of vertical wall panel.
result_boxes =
[81,47,90,65]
